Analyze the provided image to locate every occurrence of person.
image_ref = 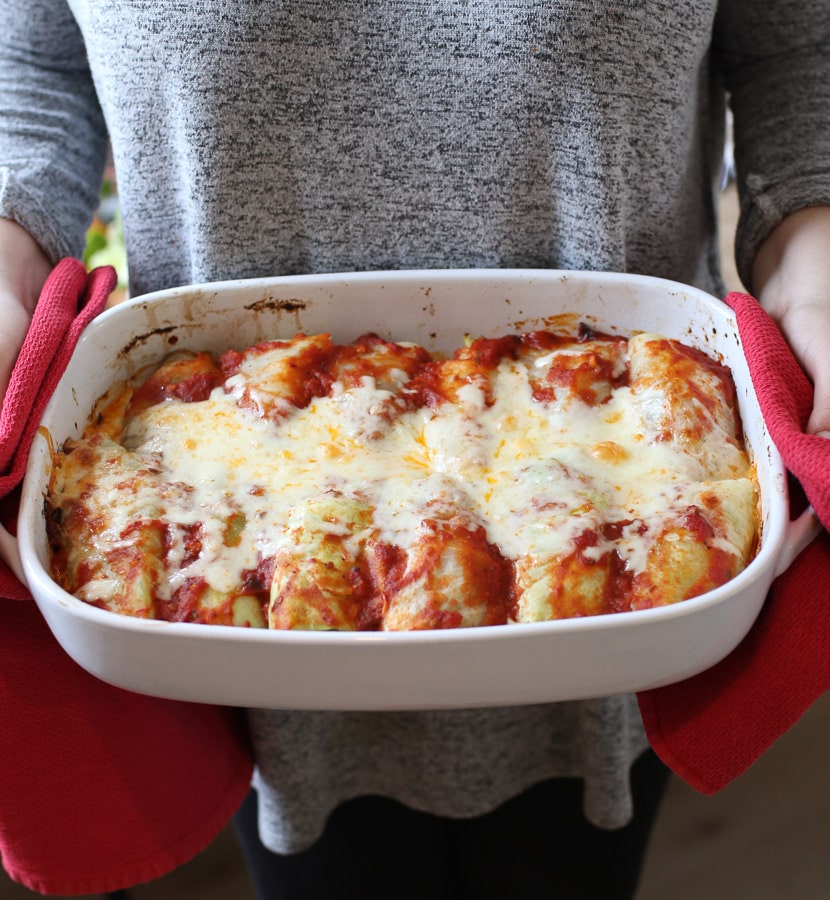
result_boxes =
[1,2,828,898]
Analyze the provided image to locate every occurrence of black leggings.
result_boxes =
[233,749,670,900]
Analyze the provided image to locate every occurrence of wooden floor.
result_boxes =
[2,186,828,899]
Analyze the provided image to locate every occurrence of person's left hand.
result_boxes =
[774,301,830,436]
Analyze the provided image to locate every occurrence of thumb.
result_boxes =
[806,370,830,435]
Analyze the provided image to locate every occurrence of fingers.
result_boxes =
[772,302,830,436]
[807,377,830,436]
[0,220,52,406]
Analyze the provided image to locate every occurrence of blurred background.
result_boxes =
[82,161,127,301]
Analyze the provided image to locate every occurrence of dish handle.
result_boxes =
[774,429,830,577]
[774,506,823,578]
[0,522,26,585]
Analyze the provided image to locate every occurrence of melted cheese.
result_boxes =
[51,331,759,622]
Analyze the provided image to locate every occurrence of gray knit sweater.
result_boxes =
[2,0,829,854]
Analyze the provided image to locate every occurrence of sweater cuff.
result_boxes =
[0,168,87,265]
[735,171,830,294]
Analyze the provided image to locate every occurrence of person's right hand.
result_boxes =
[0,219,52,405]
[752,205,830,436]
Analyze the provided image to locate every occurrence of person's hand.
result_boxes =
[772,301,830,437]
[0,219,52,405]
[752,206,830,436]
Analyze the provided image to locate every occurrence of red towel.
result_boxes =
[0,260,253,896]
[638,291,830,794]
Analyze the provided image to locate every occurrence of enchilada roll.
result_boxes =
[368,483,512,631]
[317,333,432,440]
[512,541,614,621]
[408,355,494,410]
[446,329,627,410]
[159,506,267,627]
[80,351,224,442]
[500,459,618,621]
[517,331,629,409]
[46,433,169,618]
[268,492,380,631]
[220,332,335,422]
[126,350,224,418]
[323,333,431,392]
[624,477,758,610]
[408,349,505,477]
[161,578,266,627]
[627,332,748,479]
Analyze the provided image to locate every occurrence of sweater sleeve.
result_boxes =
[0,0,108,262]
[712,1,830,291]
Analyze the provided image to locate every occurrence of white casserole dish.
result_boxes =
[6,269,817,710]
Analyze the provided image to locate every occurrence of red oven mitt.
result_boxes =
[637,291,830,795]
[0,259,253,896]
